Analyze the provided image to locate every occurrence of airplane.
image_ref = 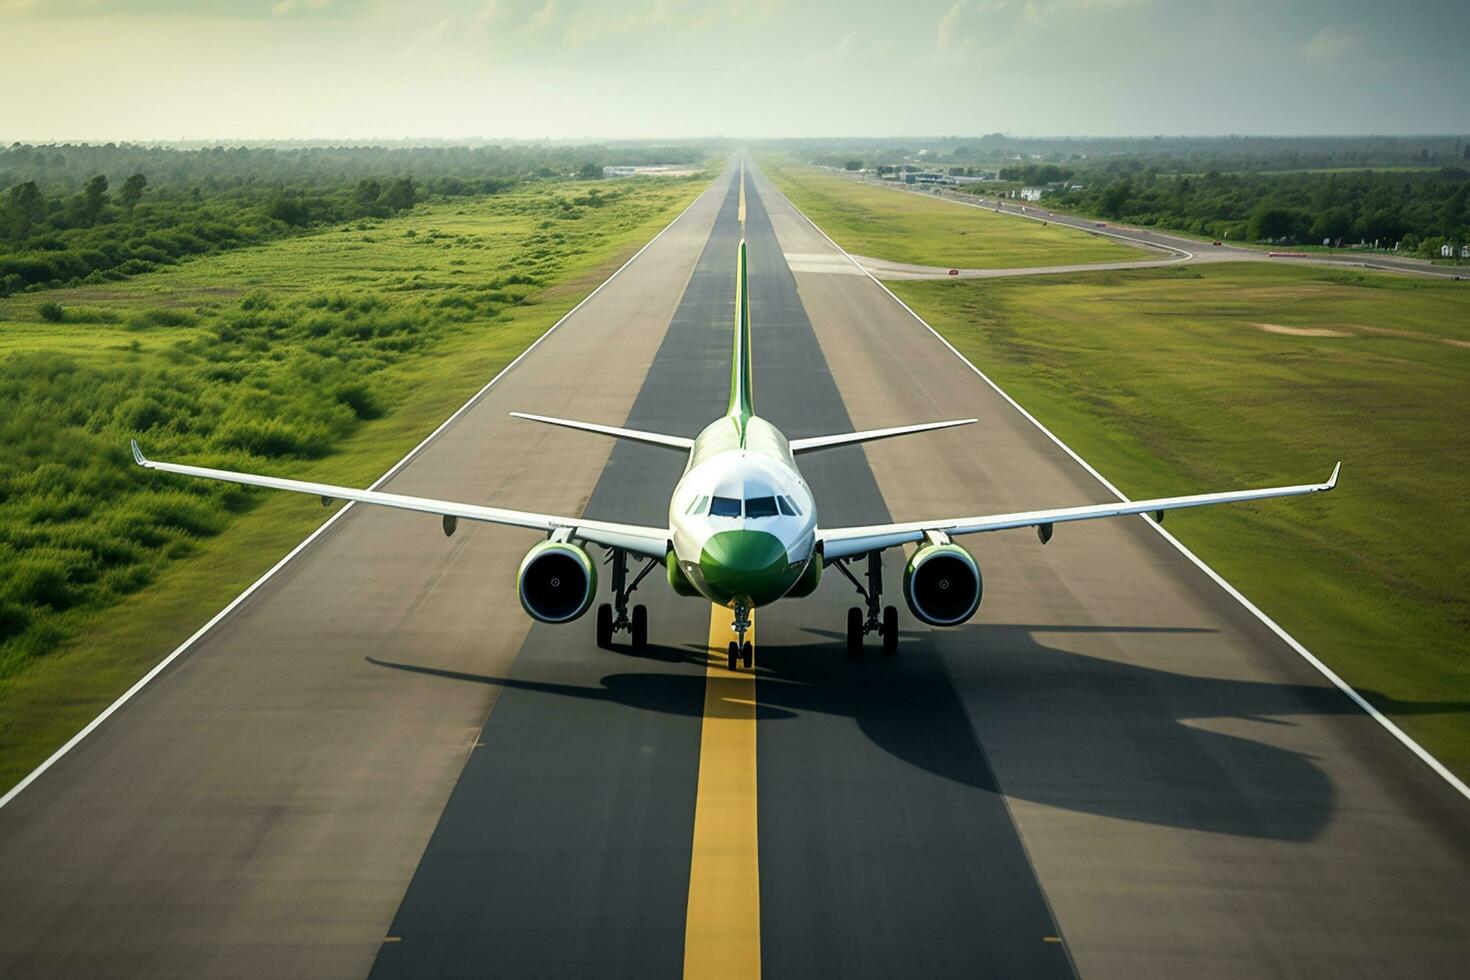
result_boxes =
[132,239,1340,671]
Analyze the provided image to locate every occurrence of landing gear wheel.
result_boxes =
[727,641,740,671]
[741,641,753,669]
[882,605,899,656]
[846,607,864,657]
[630,604,648,650]
[596,603,614,648]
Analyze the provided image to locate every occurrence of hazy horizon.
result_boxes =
[2,0,1467,142]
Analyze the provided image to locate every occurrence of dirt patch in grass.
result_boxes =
[1252,322,1352,338]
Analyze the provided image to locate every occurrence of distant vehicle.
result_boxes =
[1096,222,1107,227]
[1212,240,1222,246]
[948,268,959,276]
[128,237,1340,664]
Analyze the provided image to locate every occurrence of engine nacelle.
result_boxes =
[902,542,982,626]
[518,540,597,624]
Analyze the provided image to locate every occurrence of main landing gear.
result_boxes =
[833,551,899,657]
[596,547,656,651]
[726,600,753,671]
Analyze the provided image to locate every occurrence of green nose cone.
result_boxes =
[699,529,795,606]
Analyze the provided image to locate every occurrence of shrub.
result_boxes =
[38,301,64,322]
[334,383,385,420]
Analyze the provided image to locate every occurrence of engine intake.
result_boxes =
[903,542,982,626]
[518,540,597,623]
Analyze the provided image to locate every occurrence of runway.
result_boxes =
[0,160,1467,979]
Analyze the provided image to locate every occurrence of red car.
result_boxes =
[948,268,959,276]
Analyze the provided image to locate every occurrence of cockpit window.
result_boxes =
[745,496,779,519]
[777,496,799,516]
[685,495,709,515]
[710,496,742,518]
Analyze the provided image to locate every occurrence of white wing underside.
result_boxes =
[131,441,669,558]
[819,464,1341,562]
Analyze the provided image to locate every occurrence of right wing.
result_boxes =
[819,463,1340,561]
[510,412,694,452]
[131,441,669,558]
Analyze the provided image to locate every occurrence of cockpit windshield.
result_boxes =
[710,496,742,518]
[745,496,779,519]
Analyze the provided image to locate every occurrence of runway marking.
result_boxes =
[778,175,1470,803]
[1043,936,1062,943]
[383,937,401,943]
[738,159,746,226]
[683,605,760,980]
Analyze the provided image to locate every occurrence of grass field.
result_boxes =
[0,174,706,792]
[759,157,1140,269]
[888,264,1470,777]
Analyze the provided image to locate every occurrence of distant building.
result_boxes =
[1019,187,1044,202]
[906,171,955,186]
[603,166,638,177]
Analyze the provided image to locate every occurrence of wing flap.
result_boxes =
[820,463,1340,561]
[131,441,669,558]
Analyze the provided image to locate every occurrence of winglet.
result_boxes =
[1326,461,1341,490]
[130,439,148,466]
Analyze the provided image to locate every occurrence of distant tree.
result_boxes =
[1248,203,1300,241]
[383,176,416,211]
[352,178,382,215]
[351,178,379,205]
[1309,207,1353,244]
[118,173,147,211]
[5,180,44,238]
[576,162,602,180]
[80,174,109,224]
[844,160,862,171]
[266,193,311,226]
[1098,179,1132,218]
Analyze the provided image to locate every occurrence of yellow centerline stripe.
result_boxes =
[738,161,746,226]
[683,605,760,979]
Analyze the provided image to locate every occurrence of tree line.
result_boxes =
[0,142,702,295]
[1035,167,1470,255]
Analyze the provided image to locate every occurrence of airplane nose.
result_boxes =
[699,529,791,605]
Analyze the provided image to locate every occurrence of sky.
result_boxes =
[1,0,1467,142]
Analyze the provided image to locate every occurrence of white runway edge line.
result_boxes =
[783,186,1470,804]
[0,180,715,812]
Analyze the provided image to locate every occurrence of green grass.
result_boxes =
[889,263,1470,777]
[0,174,706,792]
[760,156,1141,268]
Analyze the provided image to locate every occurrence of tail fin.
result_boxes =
[728,238,754,421]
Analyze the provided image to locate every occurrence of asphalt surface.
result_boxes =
[842,174,1470,281]
[0,159,1467,979]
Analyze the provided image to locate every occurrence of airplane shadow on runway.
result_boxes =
[366,622,1468,843]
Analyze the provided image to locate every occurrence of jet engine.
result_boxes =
[518,540,597,623]
[902,541,982,626]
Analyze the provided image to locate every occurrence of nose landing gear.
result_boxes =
[726,600,753,670]
[834,551,899,657]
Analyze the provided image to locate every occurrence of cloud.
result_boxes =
[1299,24,1359,63]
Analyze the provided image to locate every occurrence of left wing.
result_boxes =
[131,441,669,558]
[819,463,1339,562]
[789,418,975,454]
